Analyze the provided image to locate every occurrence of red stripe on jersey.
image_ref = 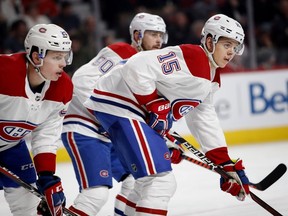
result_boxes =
[64,114,100,127]
[93,89,145,112]
[133,89,158,105]
[125,198,137,208]
[108,42,137,59]
[68,206,89,216]
[136,206,167,215]
[179,44,211,81]
[34,153,56,173]
[116,194,129,204]
[132,120,155,175]
[67,132,88,189]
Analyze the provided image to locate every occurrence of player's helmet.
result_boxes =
[201,14,245,55]
[24,24,73,66]
[129,12,168,46]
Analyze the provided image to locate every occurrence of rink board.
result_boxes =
[56,125,288,163]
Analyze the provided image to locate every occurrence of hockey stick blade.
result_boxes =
[0,165,77,216]
[249,163,287,191]
[169,131,284,216]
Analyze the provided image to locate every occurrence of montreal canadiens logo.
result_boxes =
[100,170,109,178]
[39,27,47,33]
[0,121,37,142]
[61,31,68,38]
[59,109,67,117]
[171,99,201,120]
[164,152,170,160]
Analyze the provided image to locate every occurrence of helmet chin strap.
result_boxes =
[31,56,48,82]
[201,43,219,68]
[135,39,143,52]
[132,32,144,52]
[34,67,48,82]
[208,52,219,69]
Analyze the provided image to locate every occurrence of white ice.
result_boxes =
[1,141,287,216]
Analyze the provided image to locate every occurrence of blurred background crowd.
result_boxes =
[1,0,287,77]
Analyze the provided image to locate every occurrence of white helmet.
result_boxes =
[201,14,245,55]
[129,12,168,48]
[24,24,73,67]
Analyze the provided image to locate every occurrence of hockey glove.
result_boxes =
[169,148,183,164]
[146,98,173,136]
[165,133,184,164]
[36,173,66,216]
[220,159,250,201]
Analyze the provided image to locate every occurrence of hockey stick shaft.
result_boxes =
[170,131,283,216]
[168,132,286,190]
[0,165,77,216]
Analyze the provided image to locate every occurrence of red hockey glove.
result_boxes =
[169,148,182,164]
[165,133,184,164]
[220,159,250,201]
[36,173,66,216]
[146,98,173,136]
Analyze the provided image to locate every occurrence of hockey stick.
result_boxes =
[182,154,286,191]
[247,163,286,191]
[166,133,286,191]
[169,131,284,216]
[0,165,77,216]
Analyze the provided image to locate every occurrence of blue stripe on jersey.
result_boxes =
[63,121,99,134]
[90,96,145,119]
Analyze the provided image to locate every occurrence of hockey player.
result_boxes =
[61,12,175,216]
[0,24,73,216]
[84,14,250,215]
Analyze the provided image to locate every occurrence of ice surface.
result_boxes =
[1,141,287,216]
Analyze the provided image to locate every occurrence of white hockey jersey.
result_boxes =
[85,44,228,157]
[62,42,137,140]
[0,53,73,172]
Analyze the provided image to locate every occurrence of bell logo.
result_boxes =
[249,81,288,114]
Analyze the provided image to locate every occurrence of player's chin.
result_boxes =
[219,61,229,68]
[152,46,161,50]
[56,72,63,77]
[52,73,62,81]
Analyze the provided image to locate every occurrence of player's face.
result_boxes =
[40,51,69,81]
[141,30,164,51]
[213,37,239,68]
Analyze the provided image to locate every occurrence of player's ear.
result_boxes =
[31,51,41,65]
[206,36,214,52]
[133,31,141,43]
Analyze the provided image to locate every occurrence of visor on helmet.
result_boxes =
[129,12,168,46]
[201,14,245,55]
[25,24,73,66]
